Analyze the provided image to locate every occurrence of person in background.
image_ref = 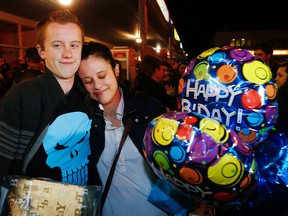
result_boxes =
[170,61,187,110]
[0,74,6,100]
[13,47,44,84]
[13,56,28,74]
[177,61,187,77]
[78,42,169,216]
[161,61,172,83]
[161,61,176,97]
[130,55,178,111]
[0,57,7,98]
[254,42,280,79]
[171,59,179,72]
[274,62,288,135]
[0,9,99,212]
[161,61,184,110]
[114,59,131,90]
[170,61,186,86]
[0,55,11,96]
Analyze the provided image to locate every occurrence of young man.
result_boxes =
[254,42,280,78]
[131,55,178,111]
[0,10,99,211]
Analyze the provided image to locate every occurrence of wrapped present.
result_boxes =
[1,175,102,216]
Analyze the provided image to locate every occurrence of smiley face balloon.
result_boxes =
[143,111,257,206]
[178,46,278,148]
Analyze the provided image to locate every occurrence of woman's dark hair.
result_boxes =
[278,62,288,74]
[81,41,116,68]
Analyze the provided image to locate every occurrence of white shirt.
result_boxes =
[97,89,167,216]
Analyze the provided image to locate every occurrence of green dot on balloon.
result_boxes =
[168,169,174,175]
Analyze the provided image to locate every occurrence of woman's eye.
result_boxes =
[98,74,106,79]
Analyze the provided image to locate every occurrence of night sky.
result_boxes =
[165,0,287,60]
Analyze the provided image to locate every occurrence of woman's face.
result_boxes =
[275,66,288,89]
[78,56,120,106]
[178,63,186,76]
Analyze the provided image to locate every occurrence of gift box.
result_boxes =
[1,175,102,216]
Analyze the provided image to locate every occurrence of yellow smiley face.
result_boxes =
[207,154,244,187]
[199,118,229,143]
[152,117,179,146]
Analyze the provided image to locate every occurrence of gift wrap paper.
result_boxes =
[3,176,102,216]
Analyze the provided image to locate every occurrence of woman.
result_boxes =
[78,42,169,216]
[275,62,288,135]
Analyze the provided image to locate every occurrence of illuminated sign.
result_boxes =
[156,0,169,22]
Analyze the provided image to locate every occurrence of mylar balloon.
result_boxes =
[178,46,278,148]
[143,111,257,206]
[255,129,288,186]
[237,130,288,216]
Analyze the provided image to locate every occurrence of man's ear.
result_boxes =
[36,45,45,59]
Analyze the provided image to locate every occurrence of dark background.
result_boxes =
[165,0,287,58]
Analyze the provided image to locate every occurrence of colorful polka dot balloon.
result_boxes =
[143,111,257,205]
[178,46,278,148]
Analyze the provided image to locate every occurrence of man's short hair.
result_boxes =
[139,55,161,77]
[254,42,273,55]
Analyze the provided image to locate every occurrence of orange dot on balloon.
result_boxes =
[179,167,203,185]
[240,175,252,189]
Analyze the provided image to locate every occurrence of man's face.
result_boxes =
[38,22,83,79]
[254,49,269,64]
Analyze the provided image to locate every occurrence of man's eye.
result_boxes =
[71,44,80,48]
[52,44,61,48]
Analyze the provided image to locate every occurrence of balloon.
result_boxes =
[235,130,288,216]
[255,129,288,186]
[142,111,257,207]
[178,46,278,148]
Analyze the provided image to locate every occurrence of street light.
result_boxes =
[59,0,72,5]
[136,38,142,43]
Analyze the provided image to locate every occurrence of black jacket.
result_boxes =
[131,73,178,111]
[86,87,167,180]
[0,69,96,184]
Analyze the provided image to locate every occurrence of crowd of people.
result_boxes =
[0,8,288,216]
[0,47,45,99]
[0,55,12,98]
